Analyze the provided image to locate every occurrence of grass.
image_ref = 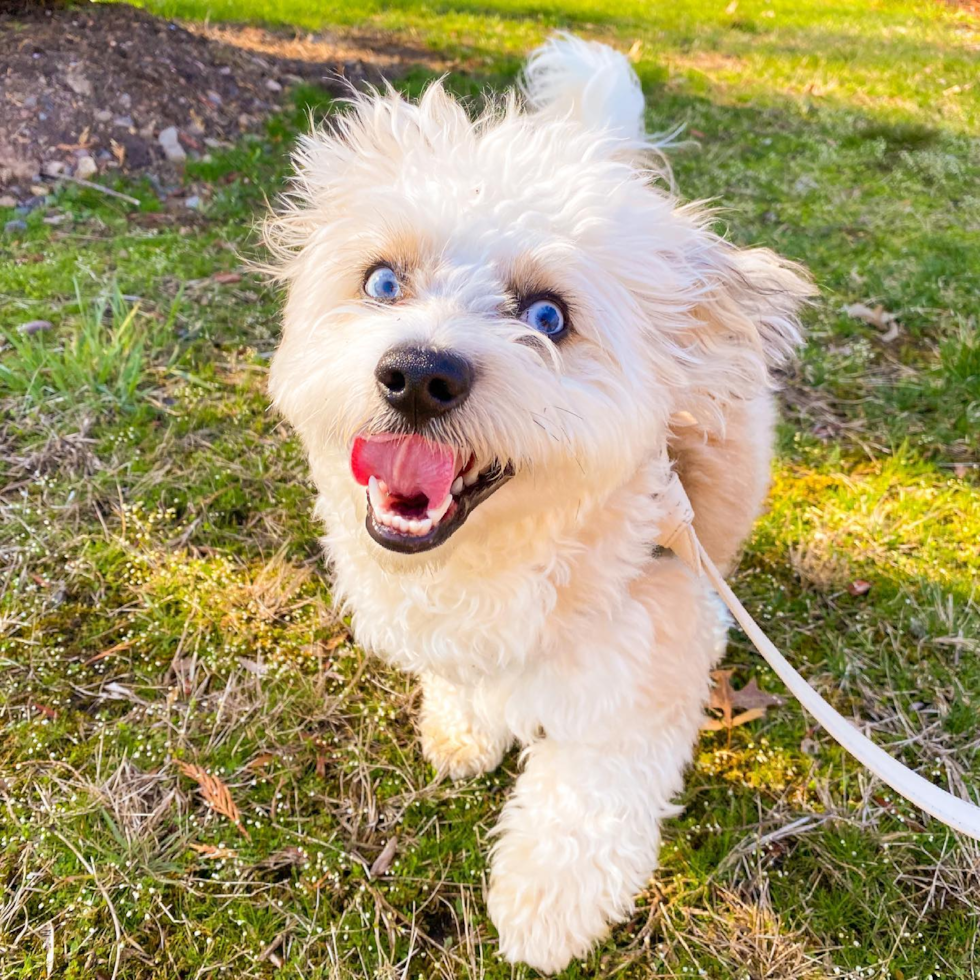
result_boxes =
[1,0,978,977]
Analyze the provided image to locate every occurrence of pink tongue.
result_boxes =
[351,434,456,505]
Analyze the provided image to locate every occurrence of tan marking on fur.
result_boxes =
[669,394,777,575]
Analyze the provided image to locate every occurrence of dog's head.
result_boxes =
[266,36,810,563]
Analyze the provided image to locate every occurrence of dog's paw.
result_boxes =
[488,839,616,973]
[418,711,506,780]
[418,675,510,780]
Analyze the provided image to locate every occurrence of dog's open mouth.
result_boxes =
[350,433,512,554]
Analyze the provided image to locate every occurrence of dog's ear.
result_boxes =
[668,235,814,422]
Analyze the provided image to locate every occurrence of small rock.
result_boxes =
[184,195,200,210]
[4,219,28,235]
[0,195,17,208]
[19,320,53,335]
[75,155,98,180]
[206,90,223,105]
[265,78,283,93]
[158,126,186,164]
[219,66,232,76]
[16,196,47,214]
[30,185,49,197]
[66,67,93,97]
[119,93,132,109]
[95,109,112,123]
[114,115,134,129]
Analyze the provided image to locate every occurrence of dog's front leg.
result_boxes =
[418,672,513,780]
[488,571,721,973]
[487,737,686,972]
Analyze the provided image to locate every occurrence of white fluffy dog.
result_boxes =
[265,35,810,973]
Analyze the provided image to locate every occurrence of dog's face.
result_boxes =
[267,85,806,564]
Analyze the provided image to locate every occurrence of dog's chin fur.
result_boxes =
[265,32,811,974]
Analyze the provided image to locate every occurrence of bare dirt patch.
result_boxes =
[0,1,443,202]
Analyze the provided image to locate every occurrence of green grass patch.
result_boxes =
[2,0,978,977]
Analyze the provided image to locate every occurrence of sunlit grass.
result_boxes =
[0,284,179,412]
[126,0,980,130]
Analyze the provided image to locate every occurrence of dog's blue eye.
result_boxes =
[521,298,566,338]
[364,266,401,302]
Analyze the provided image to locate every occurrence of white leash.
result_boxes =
[657,473,980,841]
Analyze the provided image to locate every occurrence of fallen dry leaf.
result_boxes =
[189,843,238,860]
[879,321,900,343]
[843,301,900,341]
[848,579,872,596]
[212,271,242,284]
[732,677,785,712]
[703,670,783,730]
[246,753,277,771]
[178,762,251,838]
[370,837,398,878]
[702,708,767,732]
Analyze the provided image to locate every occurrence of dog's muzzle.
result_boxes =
[350,432,511,555]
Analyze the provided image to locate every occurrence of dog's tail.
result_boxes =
[522,33,646,143]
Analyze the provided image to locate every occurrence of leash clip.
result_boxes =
[655,473,701,575]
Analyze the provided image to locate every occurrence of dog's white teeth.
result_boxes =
[368,475,452,537]
[368,475,386,514]
[451,476,464,496]
[427,493,453,525]
[462,458,481,487]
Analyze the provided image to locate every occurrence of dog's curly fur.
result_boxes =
[265,34,811,973]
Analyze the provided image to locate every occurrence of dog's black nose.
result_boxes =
[375,345,473,425]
